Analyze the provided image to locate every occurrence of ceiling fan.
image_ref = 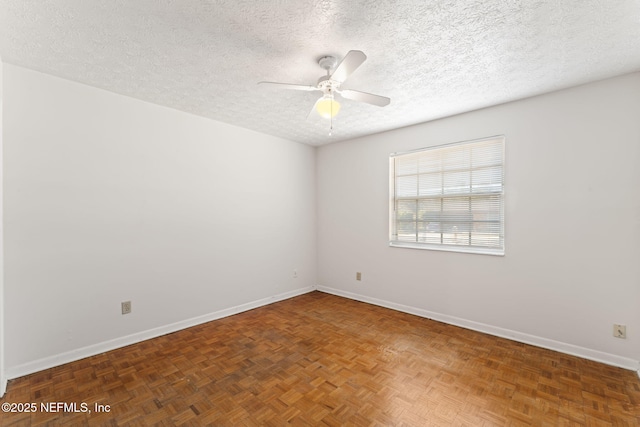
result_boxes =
[258,50,390,122]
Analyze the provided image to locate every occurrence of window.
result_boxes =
[389,136,504,255]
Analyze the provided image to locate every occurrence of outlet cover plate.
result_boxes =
[613,324,626,339]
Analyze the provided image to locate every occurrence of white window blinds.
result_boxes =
[389,136,505,255]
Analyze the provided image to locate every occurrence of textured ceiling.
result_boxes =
[1,1,640,146]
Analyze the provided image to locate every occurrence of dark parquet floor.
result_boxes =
[1,291,639,426]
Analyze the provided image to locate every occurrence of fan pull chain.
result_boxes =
[329,101,333,136]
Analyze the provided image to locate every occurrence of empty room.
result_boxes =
[1,1,639,425]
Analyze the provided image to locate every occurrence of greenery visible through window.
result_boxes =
[389,136,505,255]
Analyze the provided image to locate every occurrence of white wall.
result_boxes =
[3,64,316,377]
[0,57,5,396]
[317,73,640,370]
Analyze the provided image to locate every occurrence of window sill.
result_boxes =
[389,241,505,256]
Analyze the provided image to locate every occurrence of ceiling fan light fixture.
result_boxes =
[316,95,341,119]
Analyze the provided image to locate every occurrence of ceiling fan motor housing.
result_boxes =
[317,75,337,95]
[317,56,339,95]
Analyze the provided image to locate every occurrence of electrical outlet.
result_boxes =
[613,324,626,339]
[356,272,362,281]
[121,301,132,315]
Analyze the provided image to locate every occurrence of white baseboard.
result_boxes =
[317,286,640,372]
[0,377,7,398]
[6,286,316,381]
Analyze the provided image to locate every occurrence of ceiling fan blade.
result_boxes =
[258,81,319,91]
[330,50,367,83]
[339,89,390,107]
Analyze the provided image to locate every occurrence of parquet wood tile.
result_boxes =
[1,291,639,426]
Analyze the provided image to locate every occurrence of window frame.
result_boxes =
[389,135,505,256]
